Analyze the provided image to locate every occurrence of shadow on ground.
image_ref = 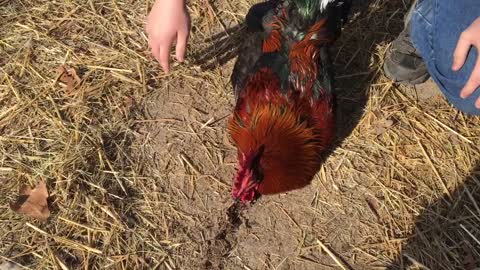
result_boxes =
[387,162,480,269]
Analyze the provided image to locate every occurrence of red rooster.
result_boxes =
[228,0,351,203]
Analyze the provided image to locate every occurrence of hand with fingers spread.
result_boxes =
[146,0,190,73]
[452,17,480,109]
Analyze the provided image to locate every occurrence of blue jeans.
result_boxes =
[411,0,480,115]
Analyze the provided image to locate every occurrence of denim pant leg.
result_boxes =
[410,0,480,115]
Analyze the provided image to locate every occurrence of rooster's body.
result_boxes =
[228,0,352,202]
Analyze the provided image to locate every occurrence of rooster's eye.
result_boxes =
[253,168,264,183]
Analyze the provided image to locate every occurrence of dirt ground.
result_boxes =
[142,1,480,268]
[1,0,480,269]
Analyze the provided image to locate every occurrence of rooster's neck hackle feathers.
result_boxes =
[228,96,329,195]
[228,68,334,195]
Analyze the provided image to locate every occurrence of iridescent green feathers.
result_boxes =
[293,0,328,19]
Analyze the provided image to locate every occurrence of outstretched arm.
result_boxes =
[146,0,190,73]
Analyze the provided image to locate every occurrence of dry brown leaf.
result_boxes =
[56,64,81,94]
[366,195,381,221]
[374,119,394,135]
[462,243,478,270]
[10,180,50,220]
[123,96,134,110]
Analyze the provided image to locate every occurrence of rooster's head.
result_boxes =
[232,145,265,203]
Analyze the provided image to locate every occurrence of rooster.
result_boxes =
[228,0,351,203]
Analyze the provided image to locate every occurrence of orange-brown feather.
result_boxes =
[228,69,333,195]
[262,29,283,53]
[229,102,325,194]
[262,9,287,53]
[289,19,332,94]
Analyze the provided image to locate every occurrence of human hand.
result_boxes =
[452,17,480,109]
[146,0,190,73]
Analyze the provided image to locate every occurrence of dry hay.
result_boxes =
[1,0,479,269]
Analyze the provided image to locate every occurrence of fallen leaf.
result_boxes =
[10,180,50,220]
[462,243,478,270]
[0,261,22,270]
[123,96,134,110]
[374,119,394,135]
[448,133,461,145]
[366,195,382,221]
[372,110,383,118]
[56,64,81,94]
